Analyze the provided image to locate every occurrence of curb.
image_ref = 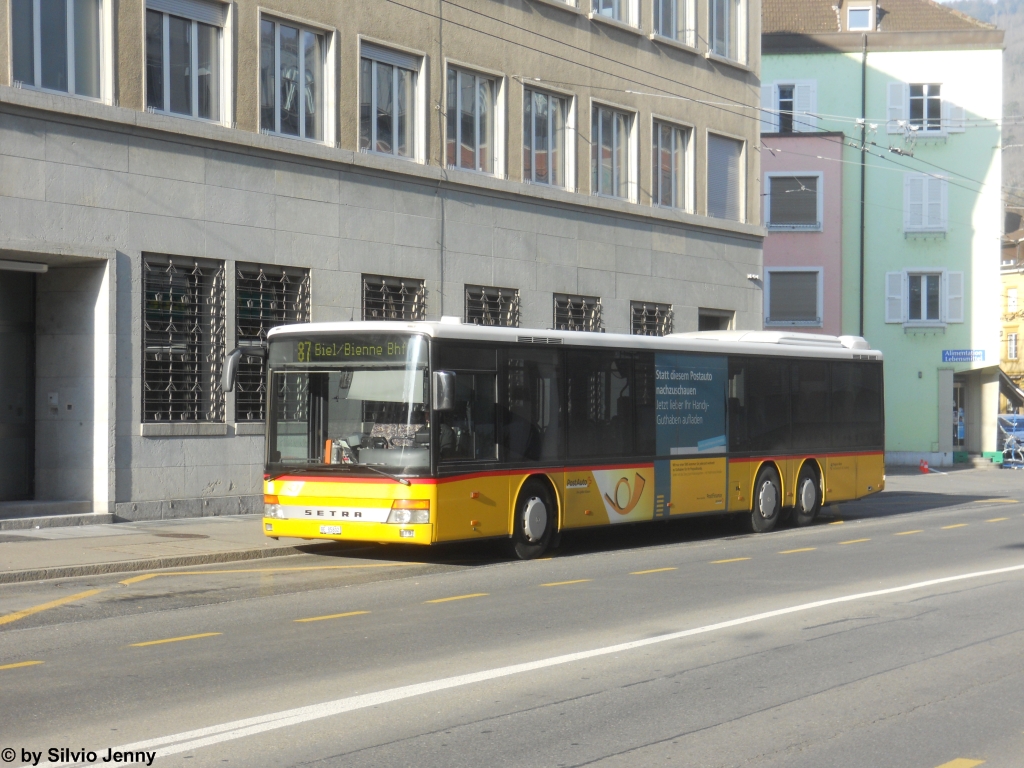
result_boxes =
[0,541,349,585]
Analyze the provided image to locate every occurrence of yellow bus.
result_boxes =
[223,320,884,559]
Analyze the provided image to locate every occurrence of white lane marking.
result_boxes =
[72,562,1024,763]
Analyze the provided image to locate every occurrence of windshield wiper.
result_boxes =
[355,463,412,486]
[266,465,345,482]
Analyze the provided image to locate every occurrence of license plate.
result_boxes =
[319,525,341,535]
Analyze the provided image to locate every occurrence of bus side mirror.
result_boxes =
[223,346,267,393]
[433,371,455,411]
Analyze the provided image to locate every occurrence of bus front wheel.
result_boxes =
[792,465,822,527]
[749,466,781,533]
[510,479,556,560]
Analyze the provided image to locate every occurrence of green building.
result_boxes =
[761,0,1004,466]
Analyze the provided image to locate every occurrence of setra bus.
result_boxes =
[223,319,884,559]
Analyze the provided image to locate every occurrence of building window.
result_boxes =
[766,174,821,230]
[1009,288,1018,314]
[765,269,821,327]
[11,0,102,99]
[260,18,325,140]
[848,6,872,30]
[465,285,520,327]
[360,44,419,159]
[524,89,568,187]
[904,174,947,232]
[1010,333,1019,361]
[909,84,942,132]
[235,264,310,422]
[653,0,694,44]
[146,6,226,122]
[362,275,426,321]
[631,301,673,336]
[777,85,794,133]
[592,0,634,25]
[447,67,497,174]
[909,273,941,322]
[707,133,743,221]
[886,270,964,325]
[762,82,816,133]
[710,0,743,62]
[698,310,732,331]
[591,105,633,200]
[143,255,225,422]
[554,294,603,332]
[652,121,690,210]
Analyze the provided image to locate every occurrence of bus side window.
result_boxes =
[831,362,883,449]
[565,351,635,459]
[728,359,748,452]
[438,372,497,462]
[503,349,563,462]
[634,352,656,456]
[791,361,830,452]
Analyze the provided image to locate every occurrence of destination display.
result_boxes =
[269,334,426,365]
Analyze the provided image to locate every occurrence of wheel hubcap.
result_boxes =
[523,497,547,542]
[799,478,817,512]
[758,481,777,518]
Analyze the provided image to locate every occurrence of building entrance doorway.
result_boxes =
[953,381,966,450]
[0,271,35,500]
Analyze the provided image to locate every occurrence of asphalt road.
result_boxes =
[2,468,1024,768]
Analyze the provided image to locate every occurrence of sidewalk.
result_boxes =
[0,515,344,585]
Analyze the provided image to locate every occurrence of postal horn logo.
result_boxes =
[604,473,646,515]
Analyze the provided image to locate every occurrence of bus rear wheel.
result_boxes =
[509,479,556,560]
[749,466,781,533]
[792,464,822,527]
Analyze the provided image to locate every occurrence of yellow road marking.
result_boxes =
[986,517,1008,523]
[839,538,870,545]
[711,557,750,564]
[540,579,591,587]
[425,593,488,604]
[895,530,923,536]
[0,589,103,627]
[779,548,816,554]
[934,759,985,768]
[631,567,677,575]
[294,611,369,623]
[120,562,419,585]
[0,660,44,671]
[130,632,222,647]
[829,520,844,525]
[978,498,1016,503]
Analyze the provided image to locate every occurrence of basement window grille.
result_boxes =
[553,294,603,332]
[465,285,520,327]
[235,263,311,421]
[143,255,226,422]
[362,275,426,321]
[631,301,674,336]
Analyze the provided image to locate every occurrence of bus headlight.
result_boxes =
[387,499,430,524]
[264,504,284,519]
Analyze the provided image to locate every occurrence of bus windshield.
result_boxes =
[266,334,429,474]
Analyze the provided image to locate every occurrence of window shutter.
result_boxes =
[761,85,777,132]
[887,82,906,134]
[794,82,817,132]
[905,175,924,230]
[885,271,904,323]
[707,134,742,221]
[926,177,944,229]
[148,0,228,25]
[360,42,420,71]
[946,271,964,323]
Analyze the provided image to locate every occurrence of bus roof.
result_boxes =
[266,319,883,360]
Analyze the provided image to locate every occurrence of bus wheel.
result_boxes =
[510,479,556,560]
[792,465,822,527]
[749,466,781,533]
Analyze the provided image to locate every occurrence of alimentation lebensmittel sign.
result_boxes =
[654,353,727,455]
[942,349,985,363]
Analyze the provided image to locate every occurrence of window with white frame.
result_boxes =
[847,5,872,30]
[766,173,821,230]
[885,270,964,325]
[711,0,744,62]
[11,0,103,99]
[904,174,948,233]
[707,133,743,221]
[652,121,690,210]
[260,18,325,140]
[1009,332,1019,361]
[591,104,634,200]
[765,269,821,326]
[1008,288,1018,314]
[360,44,420,159]
[761,81,817,133]
[592,0,635,25]
[653,0,695,45]
[146,2,227,122]
[524,89,569,187]
[887,82,964,135]
[447,67,498,174]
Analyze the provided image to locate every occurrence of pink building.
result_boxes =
[760,132,844,336]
